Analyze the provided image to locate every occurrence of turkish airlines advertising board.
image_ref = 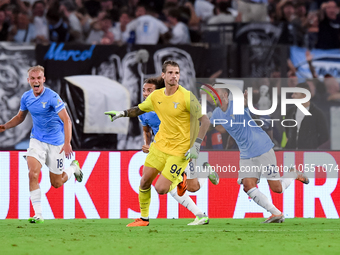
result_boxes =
[0,151,339,219]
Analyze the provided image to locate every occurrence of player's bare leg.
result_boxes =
[140,166,159,190]
[50,172,68,189]
[27,156,44,224]
[154,174,172,194]
[127,166,159,227]
[267,180,283,193]
[49,160,83,189]
[187,178,200,192]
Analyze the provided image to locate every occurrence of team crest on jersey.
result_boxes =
[173,102,180,109]
[41,102,47,108]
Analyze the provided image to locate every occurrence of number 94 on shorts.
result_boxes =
[144,144,189,184]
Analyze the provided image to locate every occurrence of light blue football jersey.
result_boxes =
[20,87,65,146]
[138,111,160,135]
[210,100,274,159]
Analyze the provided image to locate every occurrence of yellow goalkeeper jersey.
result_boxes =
[138,85,203,157]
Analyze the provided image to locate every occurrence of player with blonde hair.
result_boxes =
[0,65,83,223]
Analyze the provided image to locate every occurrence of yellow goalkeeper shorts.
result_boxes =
[144,143,189,185]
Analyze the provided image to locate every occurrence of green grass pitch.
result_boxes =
[0,218,339,255]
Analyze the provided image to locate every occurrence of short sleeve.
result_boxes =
[51,93,65,113]
[138,92,154,113]
[138,114,148,126]
[186,91,203,120]
[157,19,169,34]
[20,94,28,111]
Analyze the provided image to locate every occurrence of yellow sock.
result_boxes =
[139,187,151,218]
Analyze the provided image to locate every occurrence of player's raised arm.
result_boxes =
[105,106,146,122]
[0,110,28,132]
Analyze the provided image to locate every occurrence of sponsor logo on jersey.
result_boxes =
[55,98,63,108]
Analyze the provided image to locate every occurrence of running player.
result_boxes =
[209,87,309,223]
[105,60,210,226]
[139,77,219,225]
[0,65,83,224]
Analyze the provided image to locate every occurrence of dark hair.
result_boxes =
[119,9,130,18]
[218,2,231,13]
[32,1,46,9]
[102,13,112,20]
[282,0,294,9]
[163,2,177,9]
[136,3,150,13]
[61,0,77,12]
[162,60,180,73]
[212,83,230,96]
[326,0,340,7]
[46,7,60,22]
[296,82,310,92]
[144,77,165,89]
[168,8,181,20]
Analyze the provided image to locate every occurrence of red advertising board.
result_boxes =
[0,151,339,219]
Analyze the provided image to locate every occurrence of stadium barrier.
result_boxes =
[1,150,339,219]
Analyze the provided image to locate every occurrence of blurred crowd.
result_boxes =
[0,0,339,151]
[0,0,339,48]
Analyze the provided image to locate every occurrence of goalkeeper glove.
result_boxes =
[104,110,126,122]
[185,138,203,160]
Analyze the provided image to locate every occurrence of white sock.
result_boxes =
[63,166,75,180]
[247,187,281,215]
[198,178,206,189]
[170,188,203,216]
[30,189,42,216]
[280,171,296,193]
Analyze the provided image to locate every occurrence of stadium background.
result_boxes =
[1,20,340,219]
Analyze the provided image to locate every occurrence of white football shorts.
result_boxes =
[237,148,280,184]
[24,138,65,175]
[185,159,197,179]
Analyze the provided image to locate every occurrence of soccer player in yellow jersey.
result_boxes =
[105,60,210,226]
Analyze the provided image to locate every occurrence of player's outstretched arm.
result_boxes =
[0,110,28,133]
[105,106,146,122]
